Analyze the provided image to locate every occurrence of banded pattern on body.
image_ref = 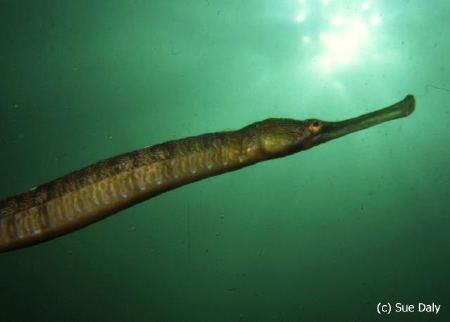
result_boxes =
[0,128,264,252]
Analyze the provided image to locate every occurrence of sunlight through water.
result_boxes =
[295,0,383,73]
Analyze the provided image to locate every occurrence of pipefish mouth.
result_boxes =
[0,95,415,253]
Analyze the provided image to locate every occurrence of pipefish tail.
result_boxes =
[0,95,415,253]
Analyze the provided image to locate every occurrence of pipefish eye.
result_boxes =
[307,120,322,133]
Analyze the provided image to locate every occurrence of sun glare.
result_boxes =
[295,11,307,23]
[296,1,383,73]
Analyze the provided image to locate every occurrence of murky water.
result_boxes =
[0,1,449,321]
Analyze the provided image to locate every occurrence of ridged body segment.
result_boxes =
[0,127,264,252]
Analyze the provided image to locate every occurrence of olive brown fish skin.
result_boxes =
[0,95,415,253]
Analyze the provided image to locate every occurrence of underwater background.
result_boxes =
[0,0,449,321]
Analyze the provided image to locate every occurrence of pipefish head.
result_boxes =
[247,95,415,159]
[247,118,321,158]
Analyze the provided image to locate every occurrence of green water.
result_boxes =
[0,0,449,321]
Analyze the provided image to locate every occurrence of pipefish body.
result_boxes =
[0,95,415,253]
